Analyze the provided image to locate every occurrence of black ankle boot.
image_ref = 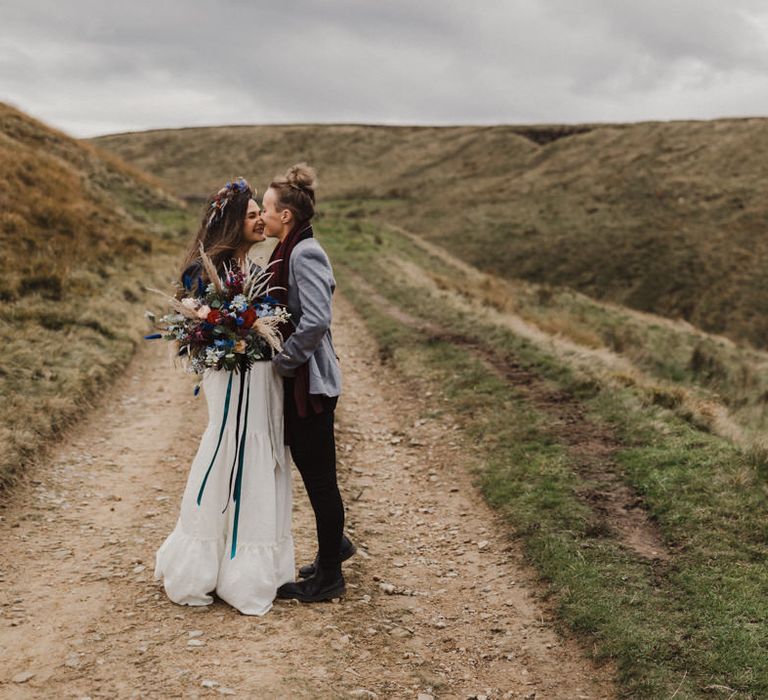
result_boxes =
[298,534,356,579]
[277,562,346,602]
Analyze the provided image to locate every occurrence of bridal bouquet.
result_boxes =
[146,247,289,376]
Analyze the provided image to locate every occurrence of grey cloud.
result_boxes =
[2,0,767,136]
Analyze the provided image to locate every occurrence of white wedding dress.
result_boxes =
[154,362,295,615]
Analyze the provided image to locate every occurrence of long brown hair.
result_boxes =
[180,178,254,282]
[269,163,316,231]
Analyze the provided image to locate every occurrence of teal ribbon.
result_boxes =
[230,379,250,559]
[196,371,234,506]
[195,367,252,559]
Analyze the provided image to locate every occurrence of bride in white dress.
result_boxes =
[154,178,295,616]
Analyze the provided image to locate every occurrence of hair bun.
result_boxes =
[268,163,317,221]
[285,163,316,192]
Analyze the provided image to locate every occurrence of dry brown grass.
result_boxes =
[0,103,191,488]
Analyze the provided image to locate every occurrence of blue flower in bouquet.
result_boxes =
[256,302,276,316]
[230,294,248,312]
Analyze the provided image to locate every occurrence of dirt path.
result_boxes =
[0,295,615,699]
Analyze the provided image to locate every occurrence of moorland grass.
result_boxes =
[95,117,768,348]
[0,104,193,488]
[328,199,768,441]
[319,210,768,698]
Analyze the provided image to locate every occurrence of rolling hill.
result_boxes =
[93,118,768,348]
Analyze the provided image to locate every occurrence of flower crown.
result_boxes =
[206,177,251,229]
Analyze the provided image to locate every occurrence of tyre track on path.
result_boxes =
[343,267,668,562]
[0,295,614,699]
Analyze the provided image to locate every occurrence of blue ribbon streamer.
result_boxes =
[223,369,246,511]
[230,379,250,558]
[196,371,234,506]
[195,367,251,558]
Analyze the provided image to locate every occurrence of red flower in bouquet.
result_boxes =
[207,309,222,325]
[241,307,257,328]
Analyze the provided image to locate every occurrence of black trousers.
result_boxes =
[284,379,345,568]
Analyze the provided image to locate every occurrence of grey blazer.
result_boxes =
[272,238,341,397]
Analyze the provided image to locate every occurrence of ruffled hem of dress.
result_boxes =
[154,527,295,616]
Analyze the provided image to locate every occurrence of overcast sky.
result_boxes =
[3,0,768,137]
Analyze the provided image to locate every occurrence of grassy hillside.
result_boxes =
[315,203,768,698]
[94,119,768,348]
[0,103,194,487]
